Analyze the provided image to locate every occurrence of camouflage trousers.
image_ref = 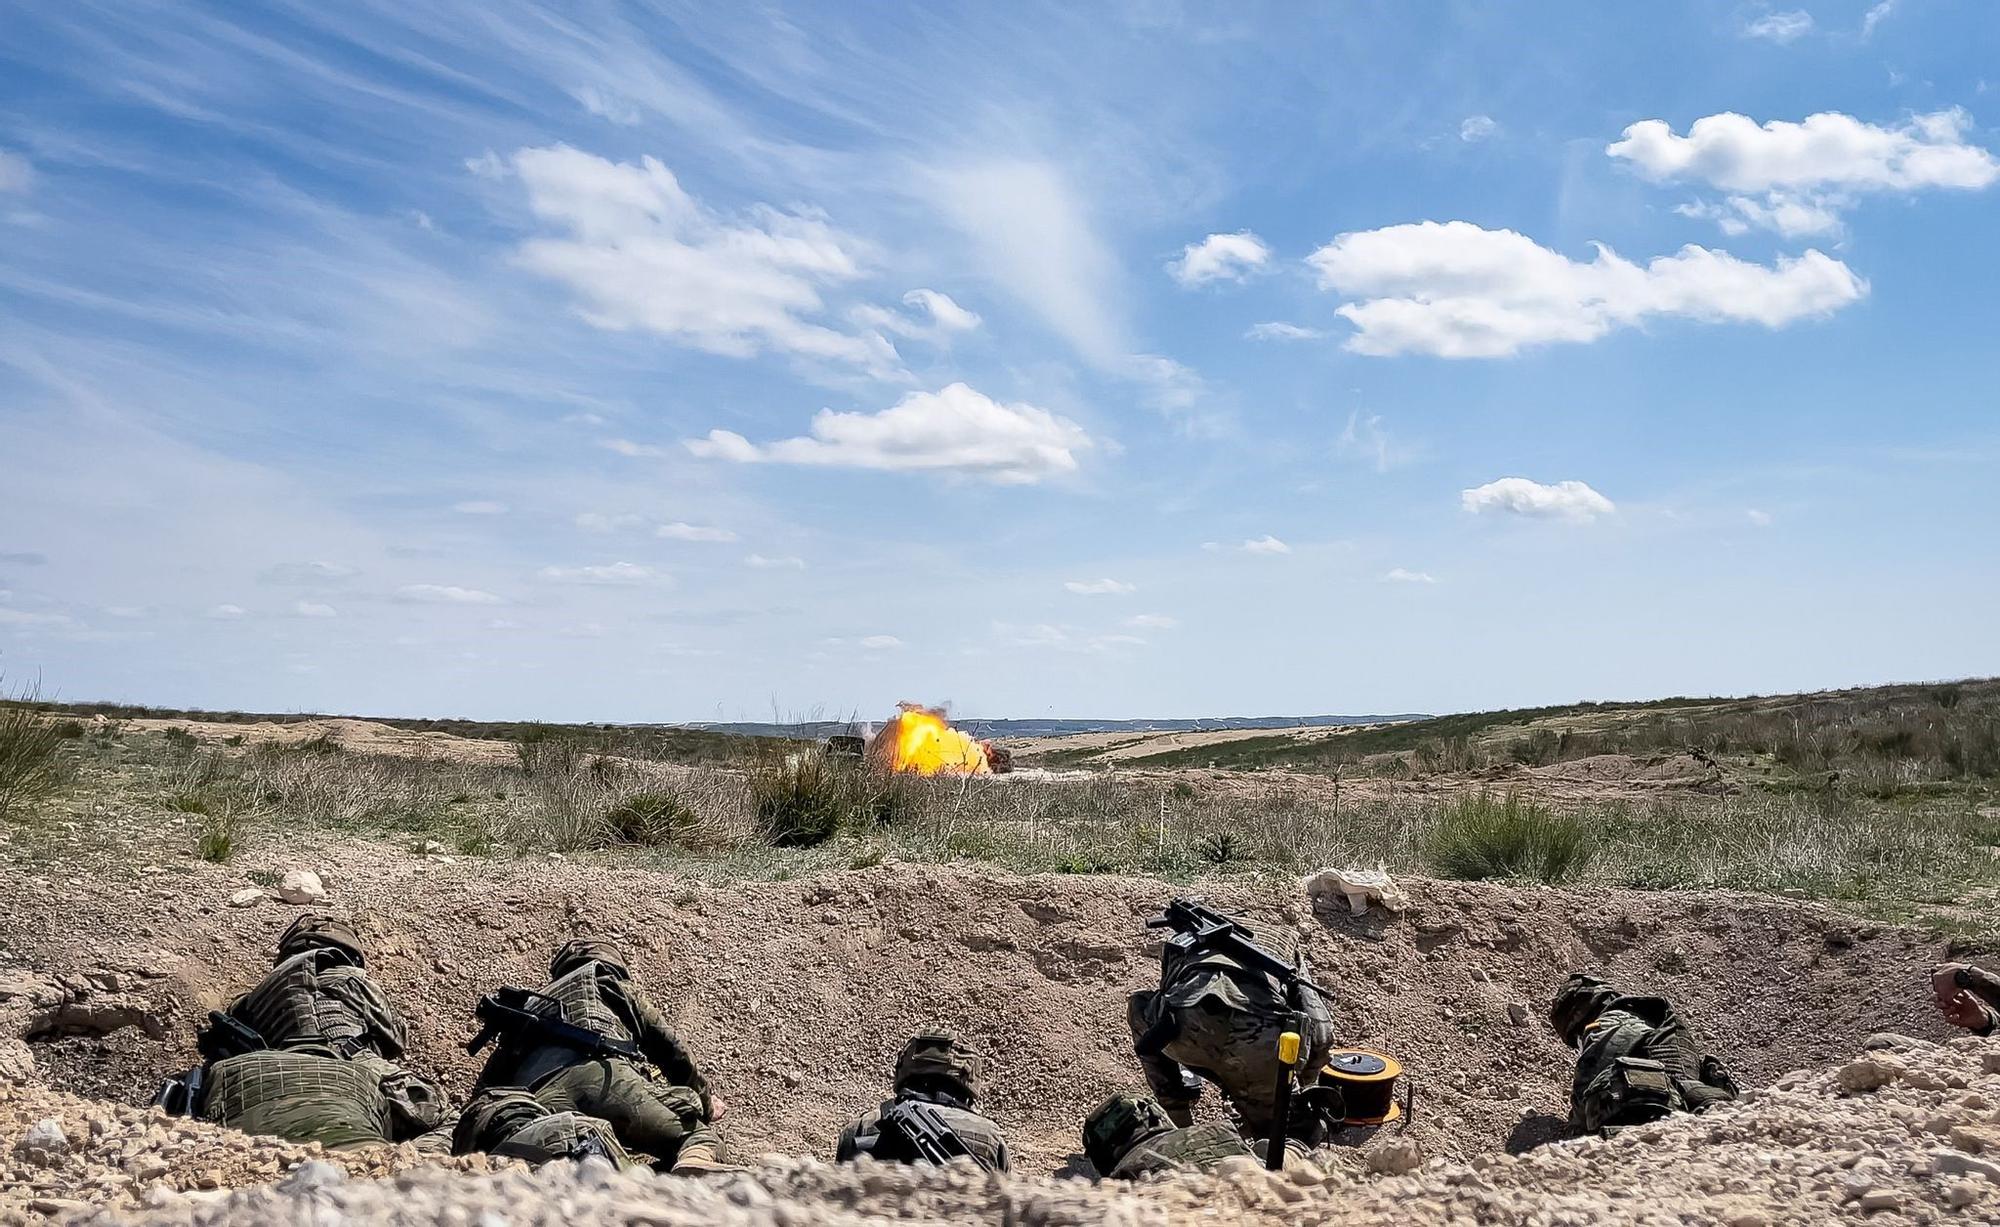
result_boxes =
[202,1049,389,1150]
[533,1058,720,1167]
[1128,991,1335,1133]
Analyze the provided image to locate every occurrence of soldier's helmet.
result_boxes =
[1549,972,1623,1046]
[275,915,366,966]
[1082,1091,1173,1176]
[892,1031,983,1103]
[549,938,629,981]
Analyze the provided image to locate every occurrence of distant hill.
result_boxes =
[677,714,1428,739]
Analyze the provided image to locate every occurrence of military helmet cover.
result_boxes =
[276,914,366,966]
[1082,1091,1172,1174]
[892,1030,983,1100]
[549,938,629,980]
[1549,972,1622,1046]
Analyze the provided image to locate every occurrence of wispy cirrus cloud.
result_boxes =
[1065,578,1135,596]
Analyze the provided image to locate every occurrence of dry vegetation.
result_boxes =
[2,679,1996,944]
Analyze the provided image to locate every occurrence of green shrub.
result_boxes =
[164,791,212,815]
[52,720,84,740]
[161,726,198,753]
[750,749,851,847]
[603,790,695,846]
[1423,791,1598,883]
[1196,831,1243,865]
[196,805,239,862]
[0,702,68,819]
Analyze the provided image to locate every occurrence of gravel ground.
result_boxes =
[9,1034,1994,1226]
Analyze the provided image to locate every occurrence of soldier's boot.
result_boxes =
[668,1126,745,1176]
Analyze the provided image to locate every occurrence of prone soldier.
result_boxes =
[467,938,725,1173]
[836,1031,1011,1172]
[1549,971,1738,1137]
[1082,1090,1255,1178]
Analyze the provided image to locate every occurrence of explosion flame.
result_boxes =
[867,703,992,775]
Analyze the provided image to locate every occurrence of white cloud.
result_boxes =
[293,600,338,618]
[453,500,509,515]
[1747,508,1775,527]
[1610,109,1998,235]
[655,522,737,543]
[0,607,72,627]
[504,145,897,375]
[1742,10,1814,43]
[745,554,806,570]
[1246,321,1325,342]
[1065,578,1136,596]
[1382,568,1438,584]
[103,606,152,619]
[858,634,903,650]
[259,561,357,585]
[395,584,503,605]
[601,439,671,459]
[575,512,645,533]
[571,84,641,125]
[1336,410,1418,472]
[465,151,507,179]
[927,159,1125,363]
[0,151,32,194]
[1169,231,1272,287]
[1460,115,1499,142]
[562,412,607,427]
[1241,535,1292,555]
[686,382,1092,485]
[537,561,662,585]
[206,603,247,619]
[1125,613,1179,630]
[1308,220,1865,358]
[1861,0,1897,38]
[1461,478,1616,523]
[904,289,980,332]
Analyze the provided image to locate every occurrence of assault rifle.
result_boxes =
[1147,897,1321,1172]
[195,1010,267,1063]
[150,1065,205,1117]
[466,987,642,1062]
[878,1099,994,1172]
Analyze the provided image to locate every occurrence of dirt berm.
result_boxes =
[0,857,1983,1220]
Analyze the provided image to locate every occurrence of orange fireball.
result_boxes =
[867,704,992,775]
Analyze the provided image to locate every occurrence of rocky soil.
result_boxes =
[8,1033,1995,1225]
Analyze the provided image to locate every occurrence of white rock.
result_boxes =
[228,887,265,908]
[1365,1136,1424,1175]
[0,1038,37,1084]
[15,1117,69,1165]
[276,870,326,905]
[1835,1058,1902,1094]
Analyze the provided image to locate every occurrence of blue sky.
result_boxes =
[2,1,1995,722]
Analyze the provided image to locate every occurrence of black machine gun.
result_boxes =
[466,987,642,1062]
[155,1011,269,1116]
[877,1099,995,1173]
[1147,897,1327,1171]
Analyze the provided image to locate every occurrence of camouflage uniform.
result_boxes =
[836,1032,1011,1172]
[472,939,721,1170]
[451,1087,637,1169]
[1550,972,1738,1137]
[1128,920,1335,1133]
[198,917,445,1148]
[1083,1091,1252,1179]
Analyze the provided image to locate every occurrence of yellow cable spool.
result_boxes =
[1319,1049,1404,1125]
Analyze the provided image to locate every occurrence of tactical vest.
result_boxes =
[227,950,404,1058]
[1571,999,1731,1135]
[202,1048,388,1150]
[502,962,636,1088]
[1109,1122,1252,1178]
[840,1095,1010,1172]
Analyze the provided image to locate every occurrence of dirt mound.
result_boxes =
[19,1036,1997,1226]
[0,853,1965,1176]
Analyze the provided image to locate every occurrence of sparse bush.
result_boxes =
[0,699,68,820]
[52,720,84,740]
[1169,779,1197,800]
[164,791,212,815]
[751,748,853,847]
[223,734,245,747]
[1423,791,1598,883]
[160,726,198,753]
[603,790,695,846]
[1197,831,1243,865]
[196,803,240,862]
